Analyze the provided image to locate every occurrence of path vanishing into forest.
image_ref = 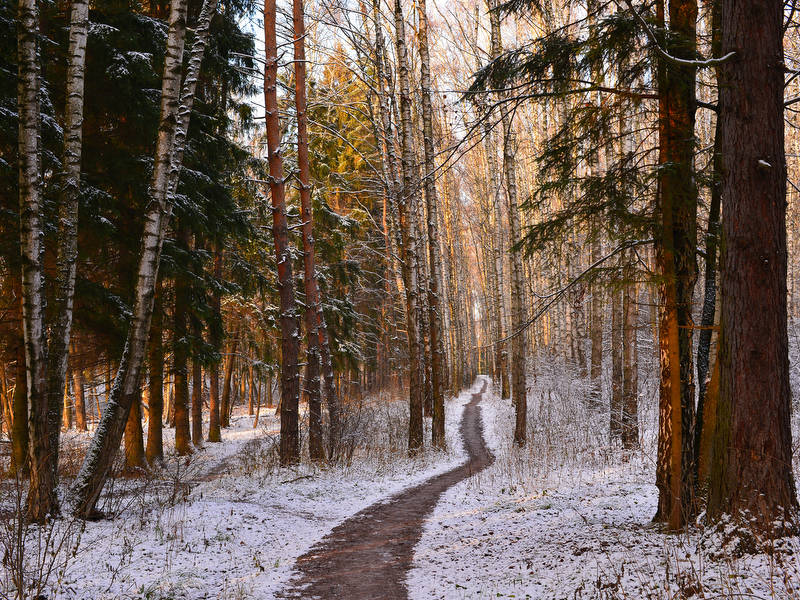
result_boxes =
[279,379,494,599]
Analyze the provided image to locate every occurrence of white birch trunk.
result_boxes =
[70,0,216,516]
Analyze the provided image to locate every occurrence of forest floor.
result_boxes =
[3,380,480,599]
[3,372,800,599]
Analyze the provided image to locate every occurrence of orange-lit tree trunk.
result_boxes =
[72,364,87,432]
[653,0,698,530]
[264,0,301,464]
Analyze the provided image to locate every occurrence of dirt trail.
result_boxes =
[279,379,493,600]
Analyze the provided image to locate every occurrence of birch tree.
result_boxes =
[393,0,425,453]
[70,0,218,517]
[415,0,446,447]
[17,0,51,521]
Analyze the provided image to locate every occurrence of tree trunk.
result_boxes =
[44,0,91,498]
[63,373,72,430]
[17,0,56,522]
[146,281,164,462]
[653,0,698,530]
[247,363,254,416]
[264,0,302,465]
[489,0,527,444]
[173,226,192,456]
[589,234,603,405]
[191,357,202,447]
[220,333,237,429]
[392,0,424,453]
[610,287,623,443]
[416,0,446,448]
[11,330,29,476]
[622,279,638,449]
[69,0,217,517]
[707,0,799,531]
[695,22,722,460]
[124,391,145,471]
[207,248,222,442]
[72,363,87,432]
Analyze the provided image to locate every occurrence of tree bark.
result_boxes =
[63,374,72,430]
[220,334,238,428]
[653,0,698,529]
[146,281,164,462]
[707,0,799,531]
[191,357,203,447]
[173,226,192,456]
[124,391,145,471]
[392,0,425,453]
[416,0,446,448]
[207,248,222,442]
[44,0,91,494]
[11,328,29,476]
[589,234,603,405]
[69,0,216,516]
[610,288,623,443]
[72,363,87,432]
[264,0,302,465]
[17,0,56,522]
[622,279,638,449]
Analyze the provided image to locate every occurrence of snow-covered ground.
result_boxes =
[3,379,481,600]
[5,367,800,600]
[407,372,800,600]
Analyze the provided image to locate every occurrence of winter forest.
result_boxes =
[2,0,800,596]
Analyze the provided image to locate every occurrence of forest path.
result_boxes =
[279,378,493,600]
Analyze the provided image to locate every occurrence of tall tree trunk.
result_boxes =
[265,0,301,465]
[173,254,191,456]
[610,288,623,443]
[70,0,216,517]
[392,0,424,453]
[695,0,722,462]
[146,281,164,462]
[17,0,55,521]
[653,0,698,530]
[11,329,29,476]
[207,248,222,442]
[191,356,202,447]
[416,0,446,448]
[707,0,799,531]
[622,279,638,448]
[44,0,90,496]
[124,392,145,471]
[489,0,527,443]
[247,363,255,416]
[220,333,237,429]
[589,234,603,404]
[72,363,87,432]
[63,374,72,430]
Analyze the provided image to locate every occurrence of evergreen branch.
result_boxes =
[617,0,735,67]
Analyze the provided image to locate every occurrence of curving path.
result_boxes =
[279,379,494,599]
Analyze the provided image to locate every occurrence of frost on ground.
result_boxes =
[1,379,479,600]
[407,362,800,600]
